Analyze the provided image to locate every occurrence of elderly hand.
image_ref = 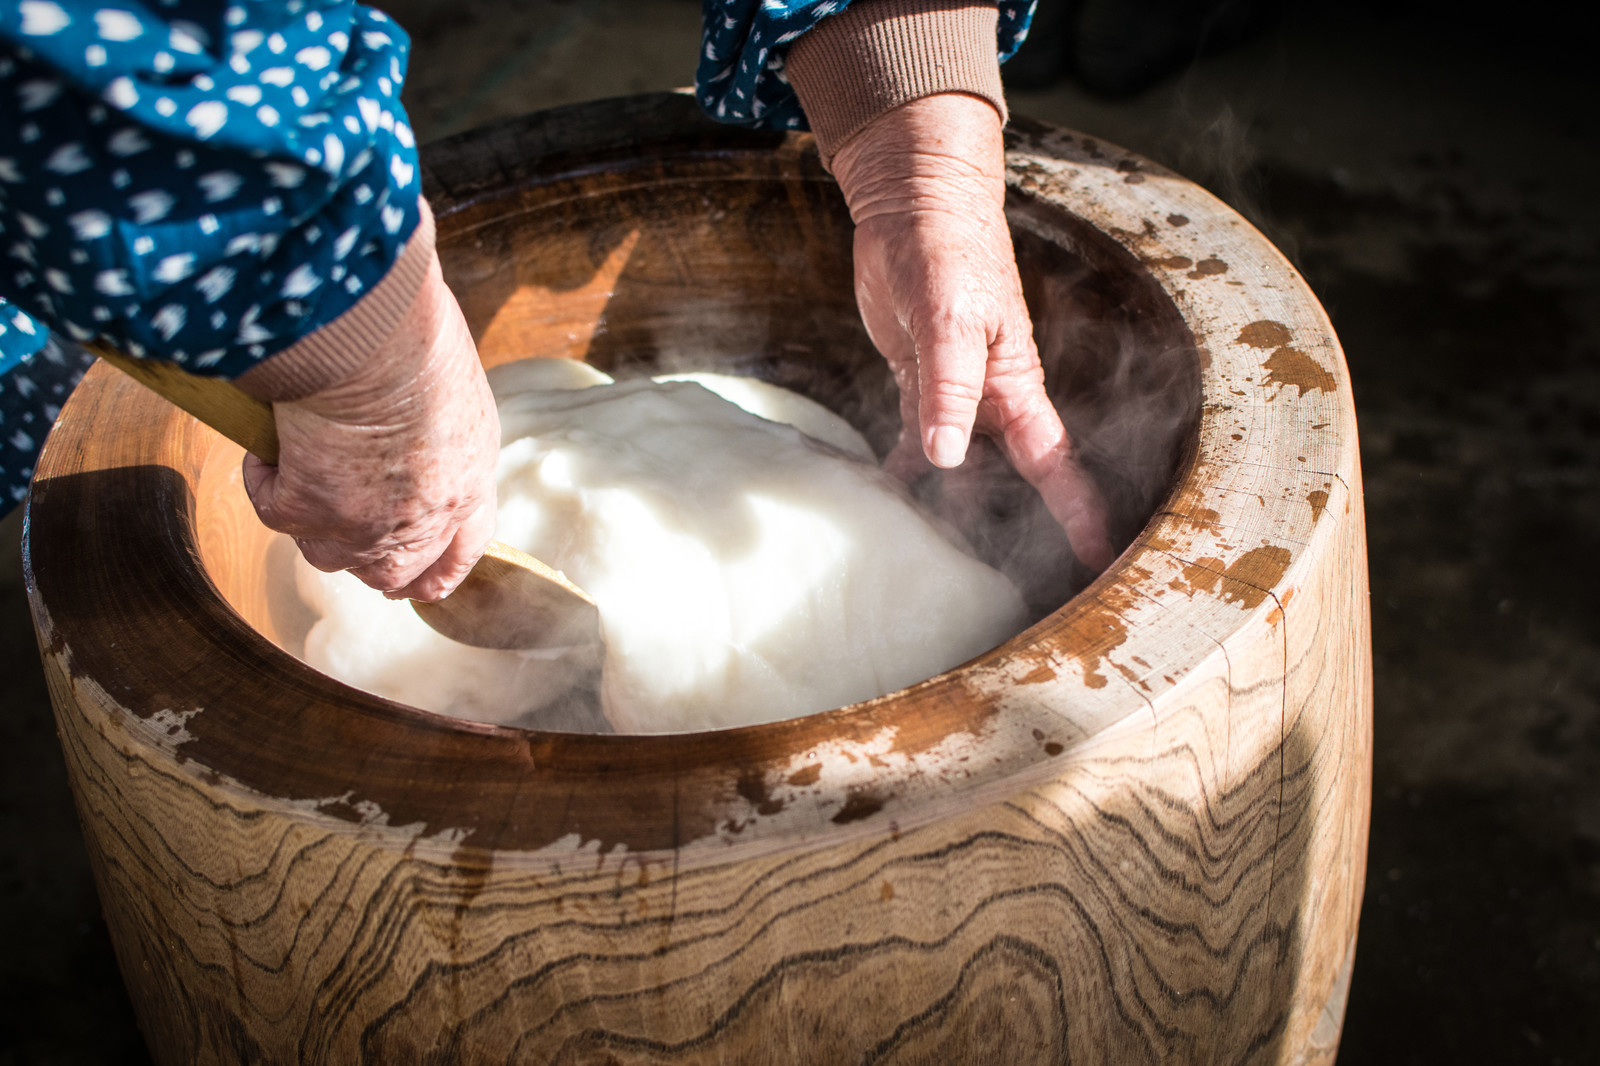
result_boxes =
[241,256,500,602]
[831,93,1114,572]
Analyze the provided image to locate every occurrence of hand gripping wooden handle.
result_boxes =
[89,340,602,650]
[89,342,282,465]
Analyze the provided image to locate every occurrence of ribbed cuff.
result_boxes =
[787,0,1007,168]
[236,199,437,402]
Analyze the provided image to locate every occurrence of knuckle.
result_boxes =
[925,376,985,409]
[348,552,420,594]
[912,305,988,349]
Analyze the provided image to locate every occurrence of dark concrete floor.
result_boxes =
[2,2,1596,1062]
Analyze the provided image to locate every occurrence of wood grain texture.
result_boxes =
[25,94,1370,1064]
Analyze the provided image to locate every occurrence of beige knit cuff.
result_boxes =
[787,0,1007,168]
[236,198,437,402]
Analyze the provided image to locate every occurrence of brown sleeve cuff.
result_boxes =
[787,0,1007,168]
[235,198,437,402]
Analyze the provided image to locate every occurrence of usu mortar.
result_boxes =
[24,93,1369,1065]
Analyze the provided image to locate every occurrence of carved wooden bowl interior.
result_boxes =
[26,94,1370,1065]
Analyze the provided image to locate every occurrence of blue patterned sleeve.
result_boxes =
[0,0,425,507]
[696,0,1035,131]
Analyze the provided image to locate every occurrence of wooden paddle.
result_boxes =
[90,343,601,651]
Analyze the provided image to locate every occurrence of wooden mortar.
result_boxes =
[25,93,1370,1065]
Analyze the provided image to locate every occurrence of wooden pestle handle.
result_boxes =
[89,342,281,464]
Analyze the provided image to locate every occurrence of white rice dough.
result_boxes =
[293,558,600,729]
[294,359,1028,733]
[650,372,875,462]
[485,355,615,394]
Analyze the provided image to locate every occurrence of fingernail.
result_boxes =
[929,425,968,468]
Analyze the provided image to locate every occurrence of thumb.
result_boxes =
[241,452,288,532]
[913,317,987,469]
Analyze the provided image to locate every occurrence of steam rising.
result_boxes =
[1163,100,1299,265]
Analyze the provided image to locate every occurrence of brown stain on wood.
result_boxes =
[1237,320,1293,349]
[1182,557,1227,596]
[1017,662,1057,685]
[1168,213,1190,227]
[1188,258,1228,278]
[880,880,895,902]
[832,791,885,824]
[786,762,822,787]
[1112,660,1146,687]
[1178,546,1294,609]
[1059,585,1134,689]
[1262,347,1336,397]
[737,768,786,816]
[1222,546,1294,607]
[1145,255,1194,270]
[1307,490,1329,522]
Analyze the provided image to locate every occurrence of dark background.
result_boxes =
[3,1,1596,1062]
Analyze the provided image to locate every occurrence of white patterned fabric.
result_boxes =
[0,0,421,502]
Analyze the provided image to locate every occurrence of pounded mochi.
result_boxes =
[294,359,1028,733]
[651,372,875,462]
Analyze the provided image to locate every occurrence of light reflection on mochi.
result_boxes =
[294,359,1028,733]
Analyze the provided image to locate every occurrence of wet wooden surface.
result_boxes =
[26,94,1369,1064]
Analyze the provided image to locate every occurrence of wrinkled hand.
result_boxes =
[242,256,500,601]
[832,94,1114,572]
